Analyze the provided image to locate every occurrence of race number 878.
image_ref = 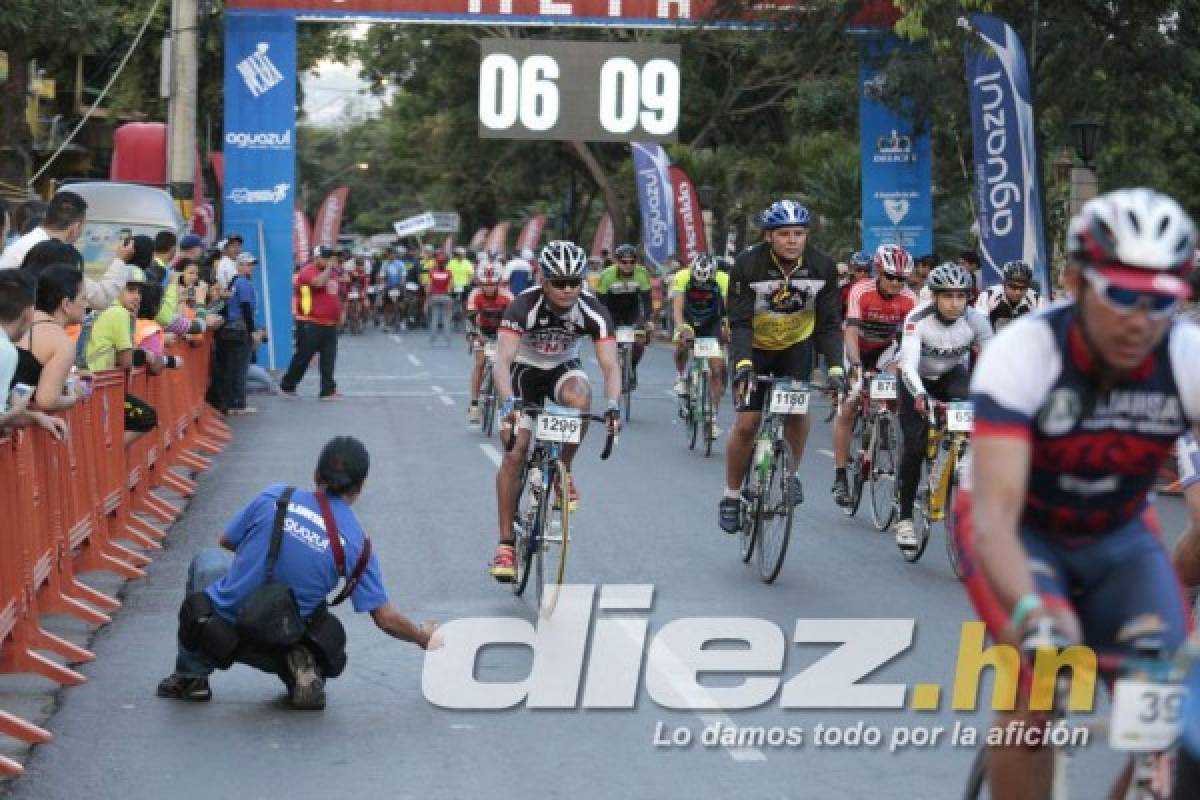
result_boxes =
[478,52,680,139]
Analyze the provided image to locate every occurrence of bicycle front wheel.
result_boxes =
[739,466,758,563]
[944,470,966,580]
[845,411,866,517]
[755,440,794,583]
[511,465,538,597]
[905,463,933,563]
[869,411,899,531]
[539,460,571,617]
[481,369,496,437]
[700,374,714,458]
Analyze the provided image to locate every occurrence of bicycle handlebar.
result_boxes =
[501,403,618,460]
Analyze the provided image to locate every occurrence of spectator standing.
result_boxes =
[0,192,86,269]
[213,253,262,415]
[425,253,454,346]
[215,235,243,291]
[0,270,65,438]
[280,246,341,400]
[151,232,177,284]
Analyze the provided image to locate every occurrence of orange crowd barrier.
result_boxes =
[0,334,231,776]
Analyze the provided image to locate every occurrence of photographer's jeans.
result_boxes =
[176,548,234,677]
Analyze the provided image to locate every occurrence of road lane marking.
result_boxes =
[480,443,503,467]
[819,449,834,458]
[408,354,422,367]
[390,334,404,344]
[440,395,454,406]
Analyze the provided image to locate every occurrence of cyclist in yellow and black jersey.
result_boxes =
[719,199,845,533]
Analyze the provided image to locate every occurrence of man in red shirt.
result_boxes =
[831,243,918,506]
[280,246,342,400]
[426,251,454,346]
[465,264,514,424]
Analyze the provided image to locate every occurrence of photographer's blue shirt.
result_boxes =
[206,483,388,622]
[225,275,257,325]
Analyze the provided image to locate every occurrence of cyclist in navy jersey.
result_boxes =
[960,188,1200,798]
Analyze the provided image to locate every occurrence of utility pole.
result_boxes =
[166,0,199,222]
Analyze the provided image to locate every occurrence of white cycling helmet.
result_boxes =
[520,248,534,261]
[690,254,718,284]
[1068,188,1196,297]
[926,262,973,292]
[873,243,914,277]
[538,240,588,280]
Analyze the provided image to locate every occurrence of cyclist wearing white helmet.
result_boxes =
[831,243,919,506]
[671,254,730,430]
[488,241,622,582]
[718,199,845,533]
[961,189,1200,797]
[893,262,993,550]
[974,259,1045,332]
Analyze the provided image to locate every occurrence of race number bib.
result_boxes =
[483,342,498,359]
[946,401,974,432]
[348,291,360,301]
[1109,679,1187,752]
[870,375,897,400]
[616,326,637,344]
[769,387,810,415]
[388,289,401,299]
[536,413,582,444]
[693,338,721,358]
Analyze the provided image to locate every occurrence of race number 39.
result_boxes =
[479,40,681,143]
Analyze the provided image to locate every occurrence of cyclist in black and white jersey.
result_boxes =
[487,241,622,581]
[974,259,1045,332]
[894,262,993,551]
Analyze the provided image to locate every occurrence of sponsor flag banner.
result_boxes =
[631,142,675,271]
[591,211,614,259]
[443,235,455,255]
[669,166,707,266]
[314,187,350,248]
[963,14,1049,290]
[223,12,298,368]
[485,221,510,254]
[468,227,489,251]
[515,214,547,253]
[859,34,933,258]
[293,208,312,266]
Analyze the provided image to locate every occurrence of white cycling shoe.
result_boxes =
[894,518,918,549]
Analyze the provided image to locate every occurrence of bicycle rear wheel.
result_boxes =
[511,465,538,596]
[739,468,758,563]
[686,373,699,451]
[755,441,794,583]
[869,411,899,531]
[539,460,571,617]
[620,348,633,423]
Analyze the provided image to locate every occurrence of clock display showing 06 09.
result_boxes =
[477,39,681,143]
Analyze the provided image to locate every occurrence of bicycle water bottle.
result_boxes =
[754,437,771,479]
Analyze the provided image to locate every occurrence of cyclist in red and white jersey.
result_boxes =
[465,264,514,425]
[960,188,1200,798]
[831,244,918,506]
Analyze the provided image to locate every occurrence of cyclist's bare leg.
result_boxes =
[673,340,688,375]
[986,607,1081,800]
[832,392,860,469]
[783,413,811,463]
[726,410,761,491]
[555,375,592,469]
[470,348,485,405]
[496,426,531,543]
[709,357,726,412]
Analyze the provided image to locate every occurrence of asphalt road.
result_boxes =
[2,323,1192,799]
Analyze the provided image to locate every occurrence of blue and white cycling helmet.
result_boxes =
[849,250,872,270]
[757,200,811,230]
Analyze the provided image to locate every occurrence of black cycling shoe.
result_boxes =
[831,474,850,507]
[790,475,804,506]
[156,673,212,702]
[718,497,741,534]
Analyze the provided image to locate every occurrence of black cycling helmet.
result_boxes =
[926,262,973,292]
[1000,260,1034,285]
[614,243,638,261]
[539,240,588,280]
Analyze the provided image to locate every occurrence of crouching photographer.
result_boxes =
[157,436,439,710]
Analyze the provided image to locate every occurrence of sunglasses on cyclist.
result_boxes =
[1004,282,1028,291]
[1084,269,1179,319]
[547,278,583,290]
[879,272,903,282]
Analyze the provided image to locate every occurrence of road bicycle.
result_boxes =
[504,403,615,615]
[615,325,642,423]
[478,338,498,437]
[736,376,817,584]
[677,336,722,457]
[383,287,405,332]
[344,290,367,335]
[963,635,1198,799]
[839,370,896,519]
[903,399,973,577]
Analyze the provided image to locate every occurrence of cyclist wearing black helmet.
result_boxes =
[974,259,1045,332]
[596,243,653,389]
[718,199,845,533]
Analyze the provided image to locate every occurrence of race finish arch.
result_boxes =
[223,0,910,366]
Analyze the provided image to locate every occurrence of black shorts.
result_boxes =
[743,342,813,412]
[510,359,588,407]
[684,318,723,340]
[860,347,885,373]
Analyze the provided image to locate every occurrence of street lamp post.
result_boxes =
[1068,119,1102,216]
